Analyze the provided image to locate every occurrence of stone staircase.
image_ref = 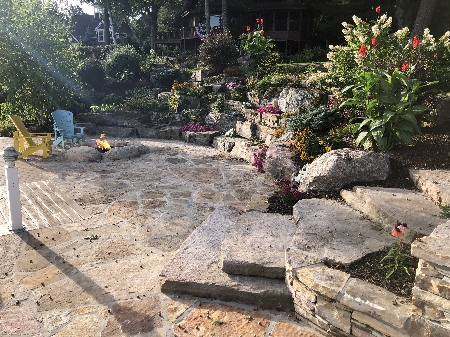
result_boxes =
[0,181,91,235]
[161,169,450,336]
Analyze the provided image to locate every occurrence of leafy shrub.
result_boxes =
[211,95,225,113]
[198,29,239,75]
[240,30,275,75]
[254,74,288,93]
[287,105,341,133]
[78,58,105,90]
[122,88,168,112]
[102,93,123,105]
[289,128,332,162]
[172,80,203,97]
[104,45,141,81]
[151,66,190,89]
[274,178,302,203]
[253,146,268,172]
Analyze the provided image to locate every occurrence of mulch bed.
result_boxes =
[265,121,450,298]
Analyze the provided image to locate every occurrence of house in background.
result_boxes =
[70,5,132,45]
[156,0,314,55]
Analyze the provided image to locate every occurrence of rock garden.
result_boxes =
[42,8,450,337]
[2,5,450,337]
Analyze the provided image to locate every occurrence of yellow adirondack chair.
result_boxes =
[9,115,53,158]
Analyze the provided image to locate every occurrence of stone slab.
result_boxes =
[212,136,235,152]
[229,138,261,163]
[341,186,443,240]
[340,278,413,329]
[220,211,296,278]
[160,207,294,310]
[292,198,395,265]
[352,311,408,337]
[410,169,450,206]
[411,235,450,268]
[408,314,450,337]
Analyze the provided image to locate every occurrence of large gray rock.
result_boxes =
[277,88,319,113]
[204,111,239,132]
[264,142,299,180]
[65,146,102,162]
[298,148,390,192]
[102,145,141,161]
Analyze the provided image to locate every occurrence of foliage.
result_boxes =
[90,104,120,113]
[104,45,141,81]
[273,127,285,138]
[122,87,168,112]
[78,58,105,90]
[328,123,356,147]
[254,74,289,93]
[225,82,246,101]
[380,222,414,279]
[0,0,79,122]
[283,47,328,63]
[289,128,332,162]
[252,146,268,173]
[140,50,167,76]
[172,80,203,97]
[150,66,190,89]
[312,12,450,95]
[239,30,275,75]
[102,93,123,105]
[274,178,302,203]
[198,29,239,75]
[342,68,431,151]
[287,105,341,133]
[179,122,214,132]
[256,104,281,115]
[211,95,225,113]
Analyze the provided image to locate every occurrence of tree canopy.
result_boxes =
[0,0,79,123]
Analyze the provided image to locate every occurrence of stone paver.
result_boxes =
[0,137,319,336]
[220,211,296,278]
[410,169,450,206]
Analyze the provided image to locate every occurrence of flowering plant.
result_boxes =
[257,104,281,115]
[179,122,214,133]
[274,178,302,202]
[252,146,268,172]
[380,221,414,279]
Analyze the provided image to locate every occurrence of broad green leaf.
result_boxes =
[396,130,413,144]
[355,131,368,145]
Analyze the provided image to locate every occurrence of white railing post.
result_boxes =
[2,146,22,231]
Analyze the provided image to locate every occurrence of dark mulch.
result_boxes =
[266,121,450,298]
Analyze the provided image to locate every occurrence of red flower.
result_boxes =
[391,227,404,238]
[376,6,381,14]
[256,18,260,23]
[359,45,368,58]
[246,26,251,33]
[401,63,409,72]
[413,36,421,49]
[372,37,378,47]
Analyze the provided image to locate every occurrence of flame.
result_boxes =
[96,134,111,151]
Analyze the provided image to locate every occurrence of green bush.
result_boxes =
[287,105,342,133]
[104,45,141,81]
[102,93,123,105]
[199,29,239,75]
[239,30,275,75]
[150,66,190,89]
[77,58,105,90]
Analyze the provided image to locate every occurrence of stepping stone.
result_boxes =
[410,169,450,206]
[220,211,296,279]
[341,186,444,241]
[291,199,396,266]
[160,206,293,310]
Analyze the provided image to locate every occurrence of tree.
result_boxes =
[0,0,80,123]
[411,0,437,37]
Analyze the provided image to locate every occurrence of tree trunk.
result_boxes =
[103,1,110,45]
[150,5,159,51]
[411,0,437,37]
[205,0,210,34]
[222,0,228,29]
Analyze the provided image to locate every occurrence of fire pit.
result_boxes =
[96,134,112,153]
[65,138,150,162]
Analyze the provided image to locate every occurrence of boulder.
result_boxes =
[181,131,220,146]
[430,94,450,125]
[65,146,102,162]
[298,148,390,192]
[264,142,299,180]
[277,88,320,113]
[103,145,141,161]
[205,111,240,132]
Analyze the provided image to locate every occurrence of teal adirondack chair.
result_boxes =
[51,110,86,149]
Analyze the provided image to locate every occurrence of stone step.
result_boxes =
[160,206,294,311]
[341,186,444,242]
[291,198,395,267]
[410,169,450,206]
[0,181,90,235]
[219,211,296,279]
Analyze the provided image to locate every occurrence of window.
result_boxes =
[97,29,104,42]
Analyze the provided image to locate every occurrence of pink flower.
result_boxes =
[391,227,404,238]
[375,6,381,14]
[359,45,368,58]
